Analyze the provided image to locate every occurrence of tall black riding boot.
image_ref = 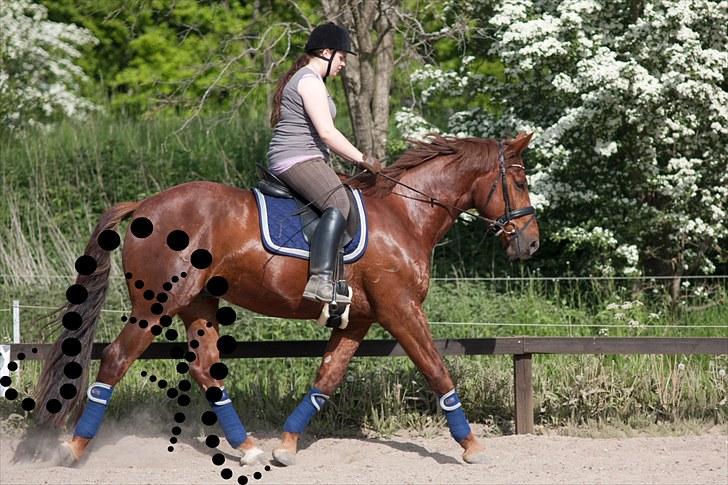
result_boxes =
[302,208,350,304]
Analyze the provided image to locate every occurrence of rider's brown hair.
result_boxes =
[270,52,322,128]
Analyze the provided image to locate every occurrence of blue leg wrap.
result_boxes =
[74,382,113,439]
[439,389,472,442]
[283,387,329,434]
[209,387,247,449]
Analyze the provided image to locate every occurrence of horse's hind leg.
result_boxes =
[60,312,157,464]
[178,296,264,466]
[378,303,487,464]
[273,323,371,466]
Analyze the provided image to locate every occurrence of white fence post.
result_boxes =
[1,300,21,397]
[13,299,20,344]
[0,344,9,397]
[0,299,19,397]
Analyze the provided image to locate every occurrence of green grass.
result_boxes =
[1,278,726,436]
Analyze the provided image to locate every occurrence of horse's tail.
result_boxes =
[34,201,140,428]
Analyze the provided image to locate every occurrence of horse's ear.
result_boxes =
[508,132,533,156]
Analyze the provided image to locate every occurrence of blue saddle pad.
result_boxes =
[252,188,368,263]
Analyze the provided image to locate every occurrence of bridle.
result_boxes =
[353,141,536,236]
[482,142,536,235]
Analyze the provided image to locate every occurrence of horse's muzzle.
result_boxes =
[505,235,539,260]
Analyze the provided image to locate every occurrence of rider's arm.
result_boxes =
[298,76,364,165]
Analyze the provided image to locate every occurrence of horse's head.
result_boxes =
[471,133,540,260]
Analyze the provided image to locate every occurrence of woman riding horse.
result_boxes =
[31,25,540,471]
[269,22,381,305]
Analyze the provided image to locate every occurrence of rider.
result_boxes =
[267,22,381,304]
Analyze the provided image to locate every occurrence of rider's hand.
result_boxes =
[356,155,382,174]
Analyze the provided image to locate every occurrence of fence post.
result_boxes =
[0,344,9,397]
[513,353,534,434]
[12,299,20,344]
[1,300,19,397]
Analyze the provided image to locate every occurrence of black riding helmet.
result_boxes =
[305,22,356,82]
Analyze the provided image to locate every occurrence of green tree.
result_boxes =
[41,0,290,114]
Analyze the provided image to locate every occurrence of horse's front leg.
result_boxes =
[273,322,371,466]
[377,299,487,464]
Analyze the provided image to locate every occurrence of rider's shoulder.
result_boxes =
[297,70,326,96]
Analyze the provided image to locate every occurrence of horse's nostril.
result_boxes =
[529,240,539,254]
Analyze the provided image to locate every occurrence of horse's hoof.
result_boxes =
[272,447,296,466]
[463,449,487,464]
[240,446,265,466]
[56,442,79,467]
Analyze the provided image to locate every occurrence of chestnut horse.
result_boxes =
[34,133,539,467]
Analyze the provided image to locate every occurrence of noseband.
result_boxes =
[482,143,536,235]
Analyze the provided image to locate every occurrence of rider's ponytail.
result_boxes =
[270,53,315,128]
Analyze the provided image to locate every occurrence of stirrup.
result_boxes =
[317,286,353,329]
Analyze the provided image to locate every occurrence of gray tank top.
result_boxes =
[267,66,336,170]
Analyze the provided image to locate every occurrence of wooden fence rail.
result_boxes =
[5,337,727,434]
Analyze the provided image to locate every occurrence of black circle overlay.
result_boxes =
[63,361,83,379]
[46,399,62,414]
[201,411,218,426]
[217,335,237,355]
[130,217,154,238]
[167,230,189,251]
[205,386,223,402]
[191,249,212,269]
[61,338,82,357]
[205,435,220,448]
[21,397,36,411]
[209,362,228,380]
[62,312,83,331]
[74,255,97,275]
[212,453,225,466]
[66,285,88,305]
[97,229,121,251]
[60,383,78,400]
[206,277,228,297]
[216,307,236,325]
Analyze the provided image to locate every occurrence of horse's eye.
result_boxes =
[516,182,526,191]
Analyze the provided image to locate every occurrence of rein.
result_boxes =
[287,141,536,237]
[356,142,536,236]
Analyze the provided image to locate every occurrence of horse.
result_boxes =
[32,133,539,467]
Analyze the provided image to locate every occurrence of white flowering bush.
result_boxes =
[0,0,98,132]
[596,299,653,335]
[394,107,440,141]
[399,0,728,276]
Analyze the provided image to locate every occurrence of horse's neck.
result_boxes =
[390,159,474,248]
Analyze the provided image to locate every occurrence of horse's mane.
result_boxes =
[349,135,498,198]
